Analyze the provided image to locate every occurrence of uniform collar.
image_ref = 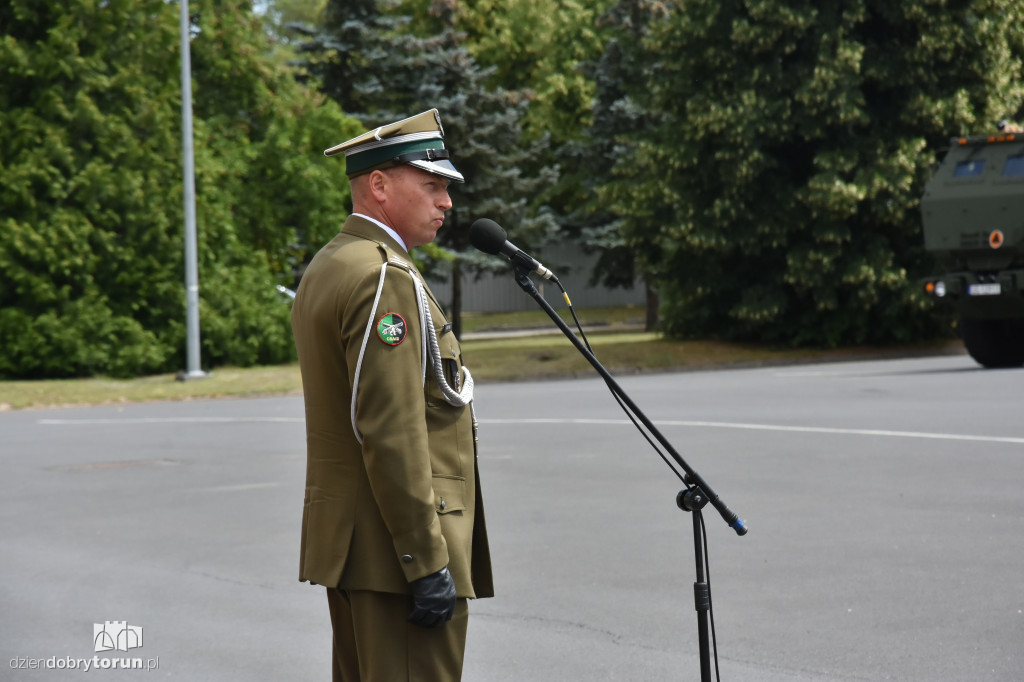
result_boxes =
[349,213,408,253]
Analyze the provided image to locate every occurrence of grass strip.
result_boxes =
[0,331,958,411]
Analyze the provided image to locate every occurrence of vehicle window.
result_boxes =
[953,160,985,178]
[1002,156,1024,176]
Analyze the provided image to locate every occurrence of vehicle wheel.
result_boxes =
[961,318,1024,368]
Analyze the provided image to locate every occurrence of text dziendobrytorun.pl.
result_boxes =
[10,656,160,672]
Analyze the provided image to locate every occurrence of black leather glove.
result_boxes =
[407,566,457,629]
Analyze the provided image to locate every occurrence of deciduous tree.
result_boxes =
[605,0,1024,346]
[0,0,354,377]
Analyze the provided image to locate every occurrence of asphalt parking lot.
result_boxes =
[2,354,1022,680]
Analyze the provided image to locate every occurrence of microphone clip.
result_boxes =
[512,261,542,297]
[509,250,555,281]
[677,487,710,512]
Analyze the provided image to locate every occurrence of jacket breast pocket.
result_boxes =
[426,327,464,406]
[432,474,467,515]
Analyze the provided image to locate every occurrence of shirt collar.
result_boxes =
[351,213,408,252]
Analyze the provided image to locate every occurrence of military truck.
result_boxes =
[921,131,1024,367]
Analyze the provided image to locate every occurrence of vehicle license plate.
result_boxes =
[967,283,1001,296]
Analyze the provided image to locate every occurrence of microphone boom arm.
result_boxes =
[509,264,747,536]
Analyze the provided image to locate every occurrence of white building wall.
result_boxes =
[426,243,646,313]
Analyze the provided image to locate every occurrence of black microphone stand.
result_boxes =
[509,264,747,682]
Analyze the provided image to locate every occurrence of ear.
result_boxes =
[367,169,389,203]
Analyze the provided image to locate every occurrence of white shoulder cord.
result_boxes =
[350,261,474,442]
[350,264,390,444]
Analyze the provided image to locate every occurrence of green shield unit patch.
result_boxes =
[376,312,407,346]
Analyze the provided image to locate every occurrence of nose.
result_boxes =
[438,189,452,211]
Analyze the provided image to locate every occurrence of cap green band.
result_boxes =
[346,139,446,176]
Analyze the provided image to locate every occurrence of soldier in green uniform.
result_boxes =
[291,109,493,681]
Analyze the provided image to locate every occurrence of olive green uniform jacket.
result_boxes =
[291,215,493,599]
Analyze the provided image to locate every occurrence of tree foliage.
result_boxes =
[405,30,560,337]
[6,0,1024,379]
[443,0,613,143]
[0,0,355,378]
[602,0,1024,346]
[569,0,668,307]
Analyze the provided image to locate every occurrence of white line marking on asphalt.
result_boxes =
[196,482,282,493]
[38,417,304,425]
[37,416,1024,445]
[478,418,1024,445]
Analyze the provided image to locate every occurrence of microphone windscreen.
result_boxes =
[469,219,507,255]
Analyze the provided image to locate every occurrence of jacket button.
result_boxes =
[439,499,447,510]
[401,554,413,564]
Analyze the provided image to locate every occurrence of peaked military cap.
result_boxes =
[324,109,464,183]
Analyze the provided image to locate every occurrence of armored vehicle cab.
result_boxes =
[922,132,1024,367]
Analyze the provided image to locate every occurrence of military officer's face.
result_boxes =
[380,166,453,249]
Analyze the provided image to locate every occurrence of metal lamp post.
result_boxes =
[178,0,208,381]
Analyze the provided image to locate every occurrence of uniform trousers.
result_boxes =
[326,587,469,682]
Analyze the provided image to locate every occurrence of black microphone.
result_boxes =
[469,219,555,280]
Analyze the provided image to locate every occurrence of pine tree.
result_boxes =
[289,0,404,118]
[570,0,670,329]
[404,30,559,337]
[296,0,559,336]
